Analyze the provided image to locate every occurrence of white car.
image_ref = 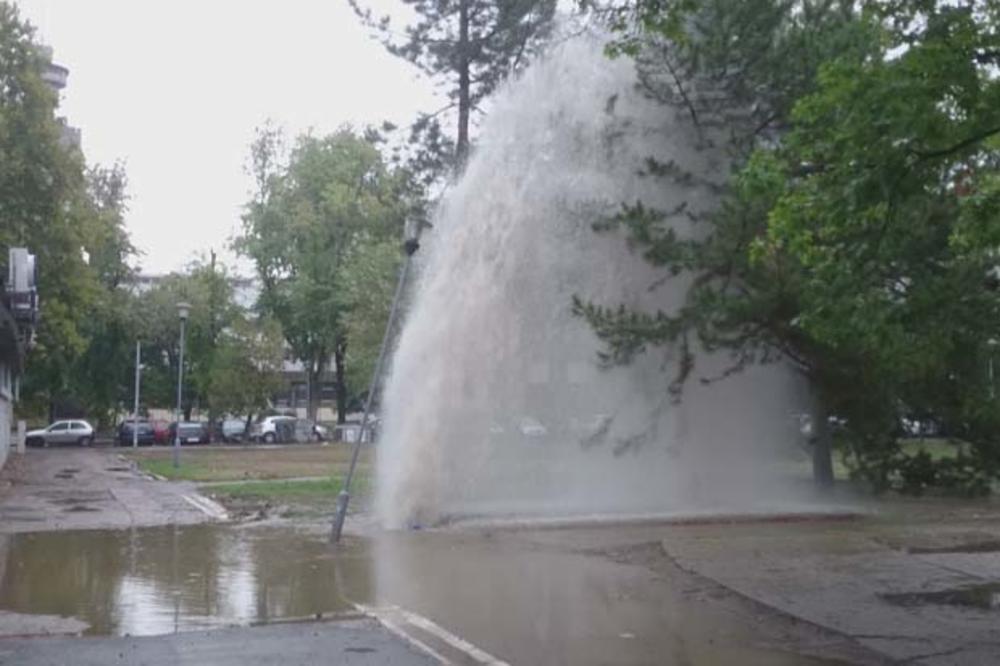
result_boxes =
[518,416,548,438]
[26,420,94,447]
[250,416,294,443]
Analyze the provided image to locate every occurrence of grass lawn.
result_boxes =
[122,444,372,482]
[199,474,371,518]
[203,477,346,500]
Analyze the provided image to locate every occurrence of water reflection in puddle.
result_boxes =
[0,525,372,636]
[0,524,855,664]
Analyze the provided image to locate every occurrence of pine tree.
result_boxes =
[350,0,558,169]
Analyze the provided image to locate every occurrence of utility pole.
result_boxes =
[174,302,191,469]
[132,341,141,448]
[332,222,424,543]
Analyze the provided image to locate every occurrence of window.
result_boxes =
[49,422,69,431]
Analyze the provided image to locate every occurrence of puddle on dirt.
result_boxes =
[882,583,1000,610]
[0,523,853,665]
[0,525,373,636]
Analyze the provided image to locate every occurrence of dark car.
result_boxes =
[169,421,210,445]
[117,419,156,446]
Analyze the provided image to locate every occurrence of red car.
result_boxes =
[151,419,171,444]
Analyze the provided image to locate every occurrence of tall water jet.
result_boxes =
[377,33,809,529]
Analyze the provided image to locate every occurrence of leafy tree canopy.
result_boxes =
[0,3,135,423]
[577,0,1000,491]
[238,125,410,422]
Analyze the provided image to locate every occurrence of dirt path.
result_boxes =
[0,449,225,534]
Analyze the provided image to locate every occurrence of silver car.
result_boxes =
[26,420,95,447]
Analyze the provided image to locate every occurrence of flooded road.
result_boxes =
[0,522,877,664]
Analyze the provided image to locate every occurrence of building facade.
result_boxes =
[0,249,38,467]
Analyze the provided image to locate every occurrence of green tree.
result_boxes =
[0,4,135,422]
[350,0,558,167]
[238,126,408,423]
[131,257,236,420]
[65,164,138,428]
[578,0,1000,491]
[754,0,1000,490]
[338,234,403,400]
[204,316,284,433]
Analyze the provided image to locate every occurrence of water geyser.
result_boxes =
[376,33,810,529]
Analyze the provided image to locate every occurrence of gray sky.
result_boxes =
[14,0,437,275]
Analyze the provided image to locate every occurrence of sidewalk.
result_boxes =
[0,448,225,533]
[657,504,1000,665]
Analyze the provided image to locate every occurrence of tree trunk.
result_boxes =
[306,362,320,422]
[334,339,348,425]
[456,0,471,166]
[811,395,835,488]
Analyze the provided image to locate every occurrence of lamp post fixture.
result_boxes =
[173,302,191,469]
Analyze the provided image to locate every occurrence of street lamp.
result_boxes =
[332,218,426,543]
[132,341,142,448]
[173,302,191,469]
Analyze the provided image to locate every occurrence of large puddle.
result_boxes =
[0,525,372,636]
[0,523,855,664]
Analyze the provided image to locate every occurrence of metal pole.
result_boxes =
[132,341,141,448]
[173,318,186,469]
[332,238,419,543]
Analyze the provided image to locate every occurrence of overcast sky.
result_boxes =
[14,0,437,276]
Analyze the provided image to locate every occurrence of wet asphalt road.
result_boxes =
[0,618,436,665]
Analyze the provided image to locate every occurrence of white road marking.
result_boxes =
[181,494,229,520]
[359,604,509,666]
[365,608,449,665]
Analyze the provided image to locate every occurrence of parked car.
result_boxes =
[251,415,325,443]
[215,418,248,443]
[117,419,156,446]
[168,421,209,445]
[26,420,94,447]
[518,416,548,438]
[151,419,171,444]
[251,415,295,443]
[335,414,378,442]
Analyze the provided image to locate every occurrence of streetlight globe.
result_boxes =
[177,302,191,321]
